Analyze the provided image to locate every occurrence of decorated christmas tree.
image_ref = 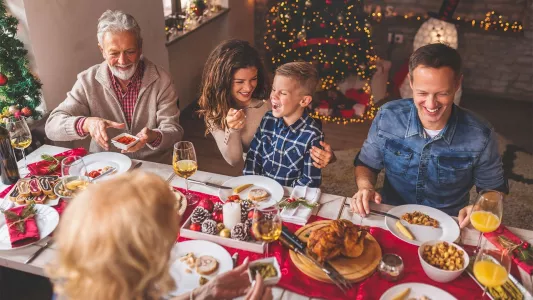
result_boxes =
[0,0,42,122]
[264,0,377,91]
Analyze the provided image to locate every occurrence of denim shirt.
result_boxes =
[356,99,507,216]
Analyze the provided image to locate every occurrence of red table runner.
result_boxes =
[175,189,496,299]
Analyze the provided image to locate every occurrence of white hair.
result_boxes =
[97,10,142,48]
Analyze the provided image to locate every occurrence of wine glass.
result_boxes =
[473,242,511,296]
[252,206,282,258]
[470,190,504,251]
[7,118,32,171]
[173,141,198,206]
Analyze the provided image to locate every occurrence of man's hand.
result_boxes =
[350,188,382,217]
[310,141,336,169]
[226,108,246,130]
[121,127,157,153]
[458,204,473,229]
[83,117,125,150]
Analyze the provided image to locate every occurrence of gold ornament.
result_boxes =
[216,223,225,232]
[219,228,231,238]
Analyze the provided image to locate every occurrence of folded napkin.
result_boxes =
[484,225,533,274]
[4,205,40,248]
[27,147,87,176]
[280,186,321,225]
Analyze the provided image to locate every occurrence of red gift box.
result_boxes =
[484,225,533,274]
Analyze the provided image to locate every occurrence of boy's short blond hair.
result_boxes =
[275,62,319,96]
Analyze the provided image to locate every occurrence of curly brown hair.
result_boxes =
[197,39,269,135]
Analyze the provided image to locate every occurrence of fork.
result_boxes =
[241,99,266,111]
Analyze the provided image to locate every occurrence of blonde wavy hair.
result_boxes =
[47,171,180,300]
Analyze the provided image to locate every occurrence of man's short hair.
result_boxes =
[409,43,462,80]
[275,62,319,96]
[97,10,142,48]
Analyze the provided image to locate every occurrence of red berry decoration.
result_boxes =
[21,107,32,117]
[189,223,201,232]
[212,210,223,223]
[198,199,214,212]
[247,210,254,220]
[0,73,7,86]
[14,111,22,119]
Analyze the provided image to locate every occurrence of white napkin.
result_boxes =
[280,186,321,225]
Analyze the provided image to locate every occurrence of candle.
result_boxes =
[223,202,241,231]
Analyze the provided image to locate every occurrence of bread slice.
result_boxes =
[195,255,219,275]
[248,188,270,202]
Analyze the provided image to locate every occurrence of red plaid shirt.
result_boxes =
[76,60,162,147]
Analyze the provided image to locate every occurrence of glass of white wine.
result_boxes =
[173,141,198,206]
[252,206,282,258]
[7,118,32,171]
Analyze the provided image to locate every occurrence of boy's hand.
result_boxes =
[226,108,246,130]
[311,141,336,169]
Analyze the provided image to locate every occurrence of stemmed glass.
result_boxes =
[252,206,282,258]
[173,141,198,206]
[473,242,511,296]
[470,190,504,251]
[61,156,88,178]
[7,118,32,171]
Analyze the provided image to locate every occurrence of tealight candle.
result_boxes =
[223,202,241,231]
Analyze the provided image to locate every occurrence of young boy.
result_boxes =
[243,62,324,187]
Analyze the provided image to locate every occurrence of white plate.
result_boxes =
[218,175,285,209]
[384,204,460,246]
[82,152,132,181]
[0,204,59,250]
[169,240,233,296]
[380,282,457,300]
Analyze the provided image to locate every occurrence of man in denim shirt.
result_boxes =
[349,44,508,228]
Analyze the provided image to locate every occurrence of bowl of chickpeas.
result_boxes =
[418,240,469,283]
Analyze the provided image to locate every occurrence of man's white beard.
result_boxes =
[109,62,138,80]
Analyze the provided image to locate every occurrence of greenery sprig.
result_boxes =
[278,197,318,210]
[498,236,533,265]
[41,154,66,172]
[1,202,36,233]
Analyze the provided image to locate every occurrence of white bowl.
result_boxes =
[248,257,282,286]
[418,240,469,283]
[111,133,140,150]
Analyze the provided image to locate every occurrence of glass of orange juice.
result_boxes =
[473,243,511,296]
[470,190,503,251]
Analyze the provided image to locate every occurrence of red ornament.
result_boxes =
[212,211,223,223]
[189,223,201,231]
[14,111,22,119]
[324,63,331,69]
[21,107,32,117]
[320,23,326,28]
[249,210,262,220]
[326,0,332,4]
[198,199,214,212]
[345,88,371,106]
[0,73,7,86]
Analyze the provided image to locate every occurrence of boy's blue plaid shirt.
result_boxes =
[243,111,323,187]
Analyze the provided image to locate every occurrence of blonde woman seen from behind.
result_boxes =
[47,171,272,300]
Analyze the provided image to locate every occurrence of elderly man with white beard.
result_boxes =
[45,10,183,163]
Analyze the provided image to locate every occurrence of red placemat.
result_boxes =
[174,188,495,300]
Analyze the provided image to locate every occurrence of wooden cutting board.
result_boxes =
[289,220,382,283]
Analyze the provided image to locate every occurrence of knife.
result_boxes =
[25,239,53,264]
[92,167,117,180]
[187,178,232,190]
[343,204,400,220]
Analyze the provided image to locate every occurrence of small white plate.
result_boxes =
[384,204,460,246]
[218,175,285,209]
[380,282,457,300]
[169,240,233,296]
[82,152,132,181]
[0,204,59,250]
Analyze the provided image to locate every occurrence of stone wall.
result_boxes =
[255,0,533,101]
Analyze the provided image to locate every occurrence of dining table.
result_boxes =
[0,144,532,299]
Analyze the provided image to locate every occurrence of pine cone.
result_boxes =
[244,219,253,234]
[240,199,253,222]
[191,207,210,224]
[201,219,218,235]
[213,202,223,212]
[231,223,248,241]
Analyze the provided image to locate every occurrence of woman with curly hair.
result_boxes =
[47,171,271,300]
[197,39,335,168]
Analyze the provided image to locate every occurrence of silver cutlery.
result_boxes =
[343,204,400,220]
[92,167,116,180]
[187,179,232,190]
[25,239,53,264]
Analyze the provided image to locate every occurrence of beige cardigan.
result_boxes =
[45,59,183,163]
